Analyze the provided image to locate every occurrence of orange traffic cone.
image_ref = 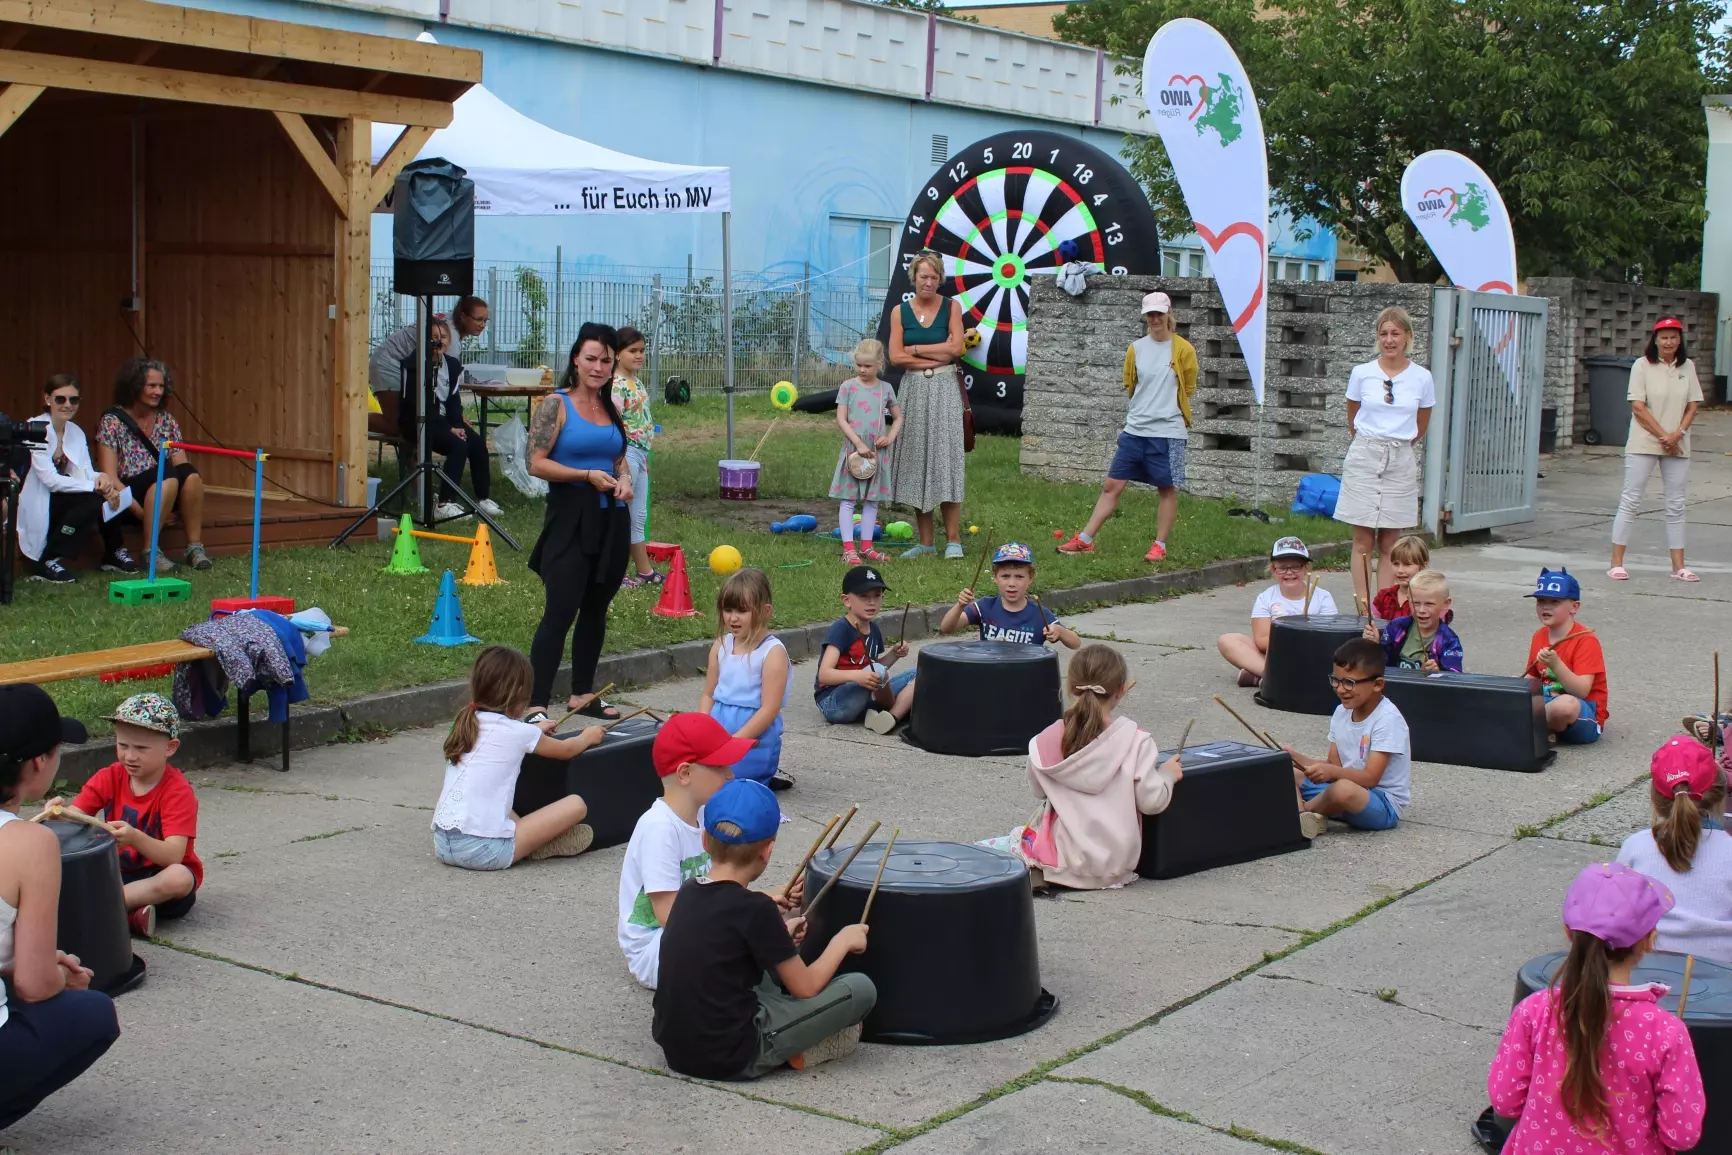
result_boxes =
[462,523,503,587]
[651,545,698,618]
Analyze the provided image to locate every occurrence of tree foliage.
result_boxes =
[1055,0,1727,285]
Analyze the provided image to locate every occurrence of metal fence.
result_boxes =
[370,259,887,396]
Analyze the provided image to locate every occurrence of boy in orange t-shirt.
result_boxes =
[1521,569,1607,744]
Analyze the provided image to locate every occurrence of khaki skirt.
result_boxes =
[1334,435,1419,530]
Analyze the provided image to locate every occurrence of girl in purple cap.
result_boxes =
[1486,862,1704,1153]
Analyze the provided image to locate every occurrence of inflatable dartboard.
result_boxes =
[879,131,1162,435]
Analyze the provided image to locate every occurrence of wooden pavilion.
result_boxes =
[0,0,478,521]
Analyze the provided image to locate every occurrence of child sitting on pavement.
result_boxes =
[1282,639,1411,838]
[55,693,201,938]
[1372,534,1431,621]
[653,778,875,1079]
[1522,568,1609,745]
[1615,735,1732,965]
[940,542,1081,649]
[814,564,915,735]
[617,713,754,990]
[1218,536,1338,688]
[1363,569,1463,671]
[1019,644,1181,889]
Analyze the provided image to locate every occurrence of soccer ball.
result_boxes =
[963,328,982,350]
[1057,238,1081,262]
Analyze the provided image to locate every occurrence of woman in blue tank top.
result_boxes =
[526,322,633,720]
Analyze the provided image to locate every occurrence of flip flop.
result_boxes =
[571,694,620,720]
[1672,568,1701,582]
[1606,566,1630,580]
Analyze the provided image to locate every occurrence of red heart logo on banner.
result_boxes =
[1422,186,1459,213]
[1193,220,1265,333]
[1166,73,1208,121]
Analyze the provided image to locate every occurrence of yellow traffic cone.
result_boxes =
[462,522,503,586]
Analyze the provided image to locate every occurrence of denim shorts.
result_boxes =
[434,826,516,871]
[1545,693,1602,745]
[1300,779,1401,830]
[1108,433,1186,489]
[816,670,916,724]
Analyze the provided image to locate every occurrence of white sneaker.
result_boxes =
[789,1023,862,1070]
[863,709,897,735]
[434,502,467,521]
[529,823,595,860]
[477,498,504,517]
[1299,811,1328,839]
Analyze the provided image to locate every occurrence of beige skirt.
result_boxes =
[1334,435,1419,530]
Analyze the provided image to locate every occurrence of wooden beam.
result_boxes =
[0,0,481,85]
[367,123,433,208]
[333,117,370,507]
[0,48,455,127]
[272,110,346,216]
[145,240,334,258]
[0,80,40,137]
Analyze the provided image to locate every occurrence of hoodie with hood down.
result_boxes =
[1024,715,1178,889]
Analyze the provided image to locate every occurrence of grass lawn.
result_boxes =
[7,394,1331,732]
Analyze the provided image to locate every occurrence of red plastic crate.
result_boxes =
[210,595,296,617]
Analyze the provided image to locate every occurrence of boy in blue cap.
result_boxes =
[1521,567,1609,744]
[941,542,1081,648]
[652,779,876,1079]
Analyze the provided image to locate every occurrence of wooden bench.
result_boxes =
[0,629,348,772]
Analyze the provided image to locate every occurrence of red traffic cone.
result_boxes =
[651,545,698,618]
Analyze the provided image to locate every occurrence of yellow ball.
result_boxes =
[963,328,982,350]
[709,545,743,576]
[969,524,979,534]
[770,381,798,411]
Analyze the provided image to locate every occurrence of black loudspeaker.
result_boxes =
[1139,741,1310,879]
[393,157,475,297]
[1380,669,1554,773]
[512,716,660,850]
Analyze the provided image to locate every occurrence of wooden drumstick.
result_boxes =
[1175,717,1195,756]
[860,827,900,924]
[552,682,616,731]
[1213,695,1279,751]
[898,602,912,647]
[1262,730,1282,751]
[823,804,858,850]
[805,820,881,915]
[1301,574,1317,617]
[30,805,111,835]
[1713,650,1721,755]
[1678,954,1697,1018]
[967,527,995,595]
[782,813,840,900]
[1362,551,1375,612]
[601,706,653,731]
[747,417,780,463]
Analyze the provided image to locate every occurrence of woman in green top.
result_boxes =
[887,252,968,559]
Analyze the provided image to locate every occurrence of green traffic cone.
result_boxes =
[383,513,429,575]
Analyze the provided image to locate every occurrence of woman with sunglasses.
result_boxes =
[1334,306,1434,609]
[15,375,136,583]
[1608,316,1703,583]
[398,317,502,522]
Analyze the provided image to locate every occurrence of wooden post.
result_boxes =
[333,116,371,507]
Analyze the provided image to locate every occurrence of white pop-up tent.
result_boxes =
[372,41,745,448]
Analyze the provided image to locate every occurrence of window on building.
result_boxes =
[868,222,893,288]
[1188,251,1205,277]
[1162,249,1181,277]
[1269,259,1280,283]
[830,216,900,290]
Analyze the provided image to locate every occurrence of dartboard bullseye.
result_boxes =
[874,131,1163,435]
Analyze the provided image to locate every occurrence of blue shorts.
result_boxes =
[1545,693,1601,744]
[1300,779,1401,831]
[434,827,516,871]
[1108,433,1186,489]
[816,670,916,724]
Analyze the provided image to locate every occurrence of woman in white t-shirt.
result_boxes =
[1608,317,1704,583]
[431,646,606,871]
[1334,307,1435,610]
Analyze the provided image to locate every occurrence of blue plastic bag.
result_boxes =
[1291,474,1341,519]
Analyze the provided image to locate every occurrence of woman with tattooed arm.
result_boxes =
[523,323,633,722]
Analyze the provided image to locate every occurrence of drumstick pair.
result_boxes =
[1213,694,1281,751]
[550,682,615,731]
[29,804,110,834]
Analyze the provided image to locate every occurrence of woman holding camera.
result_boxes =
[15,375,136,583]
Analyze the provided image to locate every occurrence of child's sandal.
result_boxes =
[861,547,890,563]
[841,548,863,566]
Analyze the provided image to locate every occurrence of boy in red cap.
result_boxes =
[1615,735,1732,964]
[617,713,754,989]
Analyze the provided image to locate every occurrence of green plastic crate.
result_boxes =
[107,578,193,605]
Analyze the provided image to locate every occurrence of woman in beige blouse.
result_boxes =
[1608,317,1703,582]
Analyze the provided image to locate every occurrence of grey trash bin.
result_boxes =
[1583,354,1637,447]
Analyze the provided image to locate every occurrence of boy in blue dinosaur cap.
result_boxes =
[652,779,876,1079]
[1521,567,1609,744]
[941,542,1081,648]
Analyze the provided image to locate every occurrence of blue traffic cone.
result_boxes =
[416,570,480,646]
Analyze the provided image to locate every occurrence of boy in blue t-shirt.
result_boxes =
[940,542,1082,648]
[814,565,916,734]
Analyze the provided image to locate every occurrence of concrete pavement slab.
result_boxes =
[1544,779,1653,846]
[7,947,880,1155]
[1057,972,1486,1155]
[893,1079,1274,1155]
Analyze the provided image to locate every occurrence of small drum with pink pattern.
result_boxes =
[718,459,760,501]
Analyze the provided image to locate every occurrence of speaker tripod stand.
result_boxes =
[330,295,519,551]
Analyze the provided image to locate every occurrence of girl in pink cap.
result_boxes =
[1616,735,1732,965]
[1487,862,1704,1153]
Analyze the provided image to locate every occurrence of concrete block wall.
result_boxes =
[1022,276,1434,506]
[1525,278,1718,447]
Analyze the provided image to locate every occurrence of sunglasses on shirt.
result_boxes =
[1382,378,1396,404]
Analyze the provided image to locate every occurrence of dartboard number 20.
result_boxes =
[878,129,1162,426]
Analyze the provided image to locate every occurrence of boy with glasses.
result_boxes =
[1280,638,1411,837]
[1217,536,1338,688]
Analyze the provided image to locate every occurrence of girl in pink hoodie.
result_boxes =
[1020,645,1182,889]
[1486,862,1704,1154]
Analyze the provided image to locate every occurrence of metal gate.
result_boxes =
[1421,288,1548,535]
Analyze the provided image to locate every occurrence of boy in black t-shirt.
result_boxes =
[813,564,916,734]
[652,779,876,1079]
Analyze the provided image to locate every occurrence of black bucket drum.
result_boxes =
[906,641,1061,756]
[50,820,144,993]
[513,715,660,850]
[1256,614,1366,715]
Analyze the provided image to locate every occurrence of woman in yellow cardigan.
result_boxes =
[1058,290,1198,561]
